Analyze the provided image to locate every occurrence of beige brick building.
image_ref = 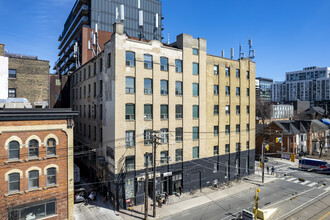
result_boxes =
[71,22,255,210]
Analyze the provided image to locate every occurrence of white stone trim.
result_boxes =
[44,164,59,174]
[43,134,59,147]
[5,169,23,181]
[25,166,42,178]
[4,136,23,150]
[25,135,42,148]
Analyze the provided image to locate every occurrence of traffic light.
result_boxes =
[260,162,263,168]
[276,138,279,143]
[266,144,269,151]
[291,154,295,162]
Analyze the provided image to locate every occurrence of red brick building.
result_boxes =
[0,109,77,220]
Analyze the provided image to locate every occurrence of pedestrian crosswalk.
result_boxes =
[280,177,328,189]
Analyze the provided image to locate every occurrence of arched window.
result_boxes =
[8,173,20,192]
[28,140,39,158]
[28,170,39,189]
[47,168,56,186]
[8,141,19,160]
[47,139,56,156]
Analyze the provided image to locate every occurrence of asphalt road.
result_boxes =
[161,159,330,220]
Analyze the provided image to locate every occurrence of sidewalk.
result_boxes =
[118,173,278,220]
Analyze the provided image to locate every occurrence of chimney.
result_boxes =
[0,44,4,56]
[113,22,124,35]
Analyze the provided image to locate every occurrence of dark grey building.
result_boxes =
[256,77,273,102]
[54,0,162,75]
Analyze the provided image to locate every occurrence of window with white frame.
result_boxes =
[47,138,56,156]
[8,141,19,160]
[28,170,39,189]
[47,168,56,186]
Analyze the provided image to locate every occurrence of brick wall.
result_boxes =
[0,44,4,56]
[8,57,49,107]
[0,120,70,220]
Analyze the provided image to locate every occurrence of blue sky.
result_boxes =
[1,0,329,81]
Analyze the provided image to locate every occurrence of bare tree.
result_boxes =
[256,101,271,124]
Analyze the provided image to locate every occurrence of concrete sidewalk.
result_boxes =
[118,173,279,220]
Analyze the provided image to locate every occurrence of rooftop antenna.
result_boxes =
[239,44,244,59]
[167,33,170,44]
[221,50,225,58]
[139,10,146,40]
[153,13,159,40]
[115,7,119,21]
[231,48,234,59]
[138,0,141,9]
[248,38,255,59]
[120,4,125,21]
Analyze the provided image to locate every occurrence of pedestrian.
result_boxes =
[164,192,168,205]
[267,166,269,174]
[179,186,182,196]
[271,166,275,175]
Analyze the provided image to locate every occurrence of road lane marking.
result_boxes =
[293,179,300,183]
[287,178,296,182]
[280,177,286,180]
[308,182,318,187]
[300,180,310,185]
[319,212,330,220]
[324,186,330,191]
[318,185,324,189]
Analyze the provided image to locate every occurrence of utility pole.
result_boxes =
[144,154,149,220]
[152,131,161,218]
[261,141,265,184]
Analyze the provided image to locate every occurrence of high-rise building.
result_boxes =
[71,22,255,210]
[54,0,162,76]
[272,66,330,104]
[255,77,273,102]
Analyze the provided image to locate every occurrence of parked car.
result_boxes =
[255,154,268,162]
[74,188,86,203]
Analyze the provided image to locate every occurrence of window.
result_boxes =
[161,128,169,144]
[8,141,19,160]
[28,170,39,189]
[175,81,183,95]
[88,65,91,77]
[125,104,135,120]
[175,149,183,161]
[160,57,168,71]
[193,83,199,96]
[161,105,168,119]
[107,53,111,68]
[213,162,219,173]
[144,153,152,167]
[236,87,240,96]
[93,62,96,75]
[84,86,86,98]
[144,78,152,94]
[144,104,153,120]
[125,131,135,147]
[236,124,240,133]
[9,69,16,78]
[176,105,183,119]
[47,138,56,156]
[126,156,135,171]
[247,88,250,96]
[88,84,91,96]
[214,146,219,155]
[246,141,250,150]
[225,86,230,95]
[192,146,199,159]
[94,82,96,97]
[84,69,86,80]
[126,52,135,66]
[236,105,240,115]
[88,105,91,118]
[214,126,219,136]
[214,65,219,75]
[192,63,199,75]
[175,59,182,73]
[246,71,250,79]
[247,105,250,114]
[223,67,230,77]
[193,105,199,119]
[160,80,168,95]
[236,143,241,151]
[176,127,183,142]
[225,125,230,134]
[225,105,230,115]
[193,127,199,140]
[144,130,152,145]
[8,88,16,98]
[214,85,219,95]
[47,168,56,186]
[246,124,250,132]
[8,173,19,192]
[192,48,199,55]
[144,54,153,69]
[225,144,230,153]
[236,69,240,78]
[28,140,39,158]
[160,151,168,164]
[126,77,135,93]
[214,105,219,115]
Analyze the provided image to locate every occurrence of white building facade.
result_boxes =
[272,66,330,102]
[0,44,8,99]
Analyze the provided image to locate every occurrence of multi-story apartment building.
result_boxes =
[0,44,50,107]
[272,66,330,104]
[71,22,255,210]
[271,104,294,119]
[0,108,77,220]
[54,0,162,76]
[255,77,273,102]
